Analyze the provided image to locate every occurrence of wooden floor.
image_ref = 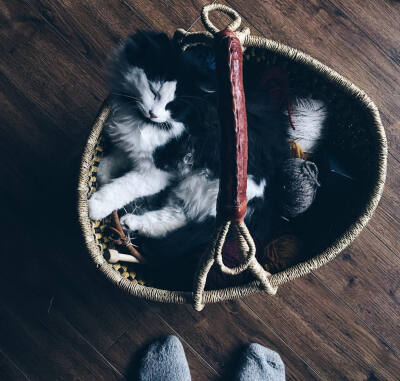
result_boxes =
[1,1,399,380]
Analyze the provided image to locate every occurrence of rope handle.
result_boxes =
[201,4,242,34]
[190,4,278,311]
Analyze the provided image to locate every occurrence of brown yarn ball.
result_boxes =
[262,235,303,273]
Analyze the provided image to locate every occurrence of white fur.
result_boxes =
[89,167,173,220]
[88,66,184,220]
[121,206,187,237]
[288,98,327,152]
[90,64,269,233]
[147,80,177,123]
[120,172,266,238]
[123,67,176,123]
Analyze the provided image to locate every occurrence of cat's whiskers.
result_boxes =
[112,92,142,102]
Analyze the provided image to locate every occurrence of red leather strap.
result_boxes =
[214,29,248,222]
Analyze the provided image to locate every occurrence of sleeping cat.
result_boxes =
[88,32,289,258]
[88,31,186,220]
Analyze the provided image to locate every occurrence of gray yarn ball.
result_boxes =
[279,158,321,218]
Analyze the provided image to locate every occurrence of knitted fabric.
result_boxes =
[138,336,191,381]
[234,343,285,381]
[280,158,320,218]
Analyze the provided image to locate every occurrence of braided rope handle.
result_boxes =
[201,4,242,34]
[192,4,277,311]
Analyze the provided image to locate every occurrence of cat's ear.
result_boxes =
[123,35,142,65]
[122,31,175,65]
[146,32,170,47]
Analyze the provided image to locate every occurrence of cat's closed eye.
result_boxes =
[149,85,157,99]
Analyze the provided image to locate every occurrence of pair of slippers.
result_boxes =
[138,335,285,380]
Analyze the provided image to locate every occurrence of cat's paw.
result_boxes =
[88,192,113,220]
[120,214,142,232]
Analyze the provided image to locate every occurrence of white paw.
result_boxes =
[88,192,113,220]
[120,214,142,232]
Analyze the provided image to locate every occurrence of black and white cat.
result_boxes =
[88,32,185,220]
[88,32,289,257]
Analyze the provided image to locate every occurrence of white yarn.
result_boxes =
[288,98,327,152]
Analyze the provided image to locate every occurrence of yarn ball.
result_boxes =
[279,158,321,219]
[262,235,303,273]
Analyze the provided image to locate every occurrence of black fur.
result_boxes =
[110,30,182,86]
[109,35,289,261]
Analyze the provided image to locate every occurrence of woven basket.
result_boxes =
[78,4,387,310]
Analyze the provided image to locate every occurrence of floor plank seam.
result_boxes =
[0,347,32,381]
[101,324,136,356]
[21,1,119,83]
[185,0,218,33]
[239,299,324,380]
[120,0,163,31]
[389,150,400,166]
[310,272,398,358]
[61,316,125,378]
[366,225,400,261]
[325,0,400,76]
[145,301,221,377]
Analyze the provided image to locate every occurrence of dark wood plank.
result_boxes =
[0,217,124,380]
[0,209,217,380]
[23,0,209,71]
[148,301,321,380]
[0,301,123,381]
[315,228,400,354]
[327,0,400,74]
[366,153,400,256]
[50,257,218,379]
[0,351,29,381]
[0,0,107,209]
[122,0,210,33]
[104,301,218,381]
[243,276,400,381]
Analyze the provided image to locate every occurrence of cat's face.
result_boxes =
[122,66,177,123]
[111,31,182,125]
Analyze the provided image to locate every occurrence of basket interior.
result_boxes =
[86,46,381,292]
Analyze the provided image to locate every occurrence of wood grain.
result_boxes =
[0,351,28,381]
[244,278,399,381]
[0,0,399,380]
[148,301,321,380]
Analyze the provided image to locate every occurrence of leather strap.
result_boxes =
[214,29,248,222]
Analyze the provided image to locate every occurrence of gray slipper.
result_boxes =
[138,335,191,381]
[234,343,285,381]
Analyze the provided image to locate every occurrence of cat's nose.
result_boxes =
[149,110,157,119]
